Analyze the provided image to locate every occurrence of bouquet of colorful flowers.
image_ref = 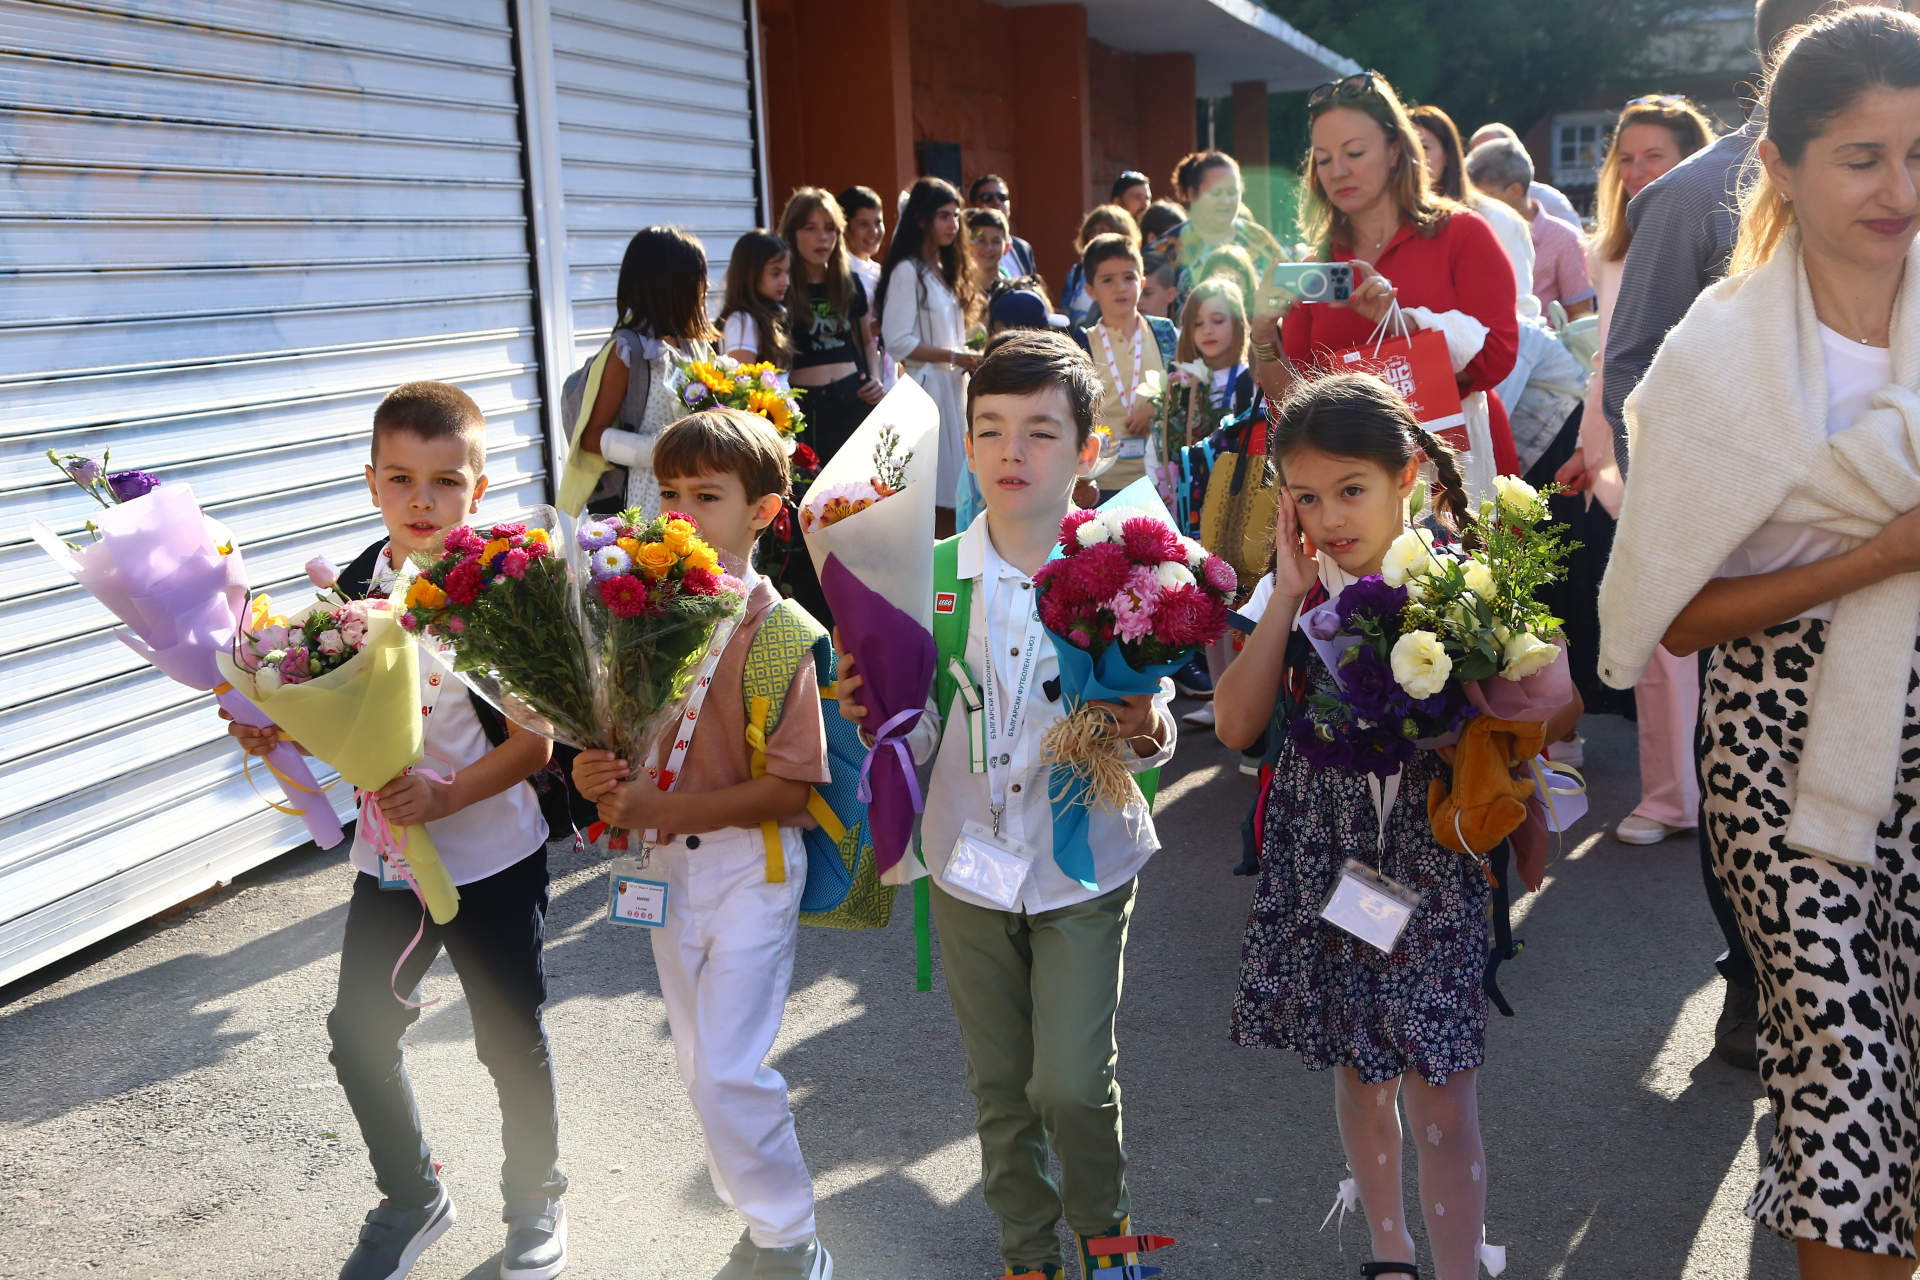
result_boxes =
[798,382,942,882]
[1295,477,1581,885]
[673,356,807,450]
[29,458,343,848]
[1032,482,1235,886]
[217,588,459,923]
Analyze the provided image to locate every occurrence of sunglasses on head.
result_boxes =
[1627,93,1687,108]
[1307,71,1383,110]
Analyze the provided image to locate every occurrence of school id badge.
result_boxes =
[940,819,1038,911]
[378,851,412,891]
[1319,858,1421,954]
[607,856,667,928]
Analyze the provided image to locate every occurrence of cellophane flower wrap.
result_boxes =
[1031,480,1233,887]
[29,472,343,849]
[799,379,941,883]
[1296,476,1581,884]
[215,593,458,923]
[672,355,807,452]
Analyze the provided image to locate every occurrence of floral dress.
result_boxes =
[612,328,711,523]
[1232,643,1491,1085]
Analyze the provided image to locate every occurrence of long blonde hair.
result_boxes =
[1300,73,1461,253]
[1175,277,1249,366]
[1731,7,1920,275]
[1592,98,1714,264]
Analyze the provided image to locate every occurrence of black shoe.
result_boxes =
[1360,1264,1418,1278]
[1714,982,1760,1071]
[753,1237,832,1279]
[1172,657,1213,700]
[715,1229,759,1280]
[339,1185,455,1280]
[500,1196,566,1280]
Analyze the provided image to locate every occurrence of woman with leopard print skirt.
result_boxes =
[1599,10,1920,1274]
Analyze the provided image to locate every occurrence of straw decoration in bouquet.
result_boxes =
[28,453,343,848]
[1031,480,1235,888]
[799,378,942,882]
[673,356,808,454]
[216,581,460,924]
[1295,476,1585,890]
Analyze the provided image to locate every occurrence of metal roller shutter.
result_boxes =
[547,0,765,365]
[0,0,551,985]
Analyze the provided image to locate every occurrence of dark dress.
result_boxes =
[1232,649,1491,1085]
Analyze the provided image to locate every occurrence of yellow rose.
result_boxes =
[635,542,677,579]
[662,518,698,556]
[480,538,510,567]
[405,578,447,609]
[525,528,550,544]
[683,543,718,573]
[616,536,642,558]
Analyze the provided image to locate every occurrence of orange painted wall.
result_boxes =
[1087,39,1138,213]
[907,0,1017,195]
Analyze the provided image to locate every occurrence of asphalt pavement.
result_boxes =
[0,706,1793,1279]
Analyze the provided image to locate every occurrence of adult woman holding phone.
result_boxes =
[1249,71,1521,478]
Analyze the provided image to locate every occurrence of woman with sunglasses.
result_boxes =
[1250,71,1522,480]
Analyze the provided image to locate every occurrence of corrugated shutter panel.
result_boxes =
[0,0,549,985]
[549,0,762,365]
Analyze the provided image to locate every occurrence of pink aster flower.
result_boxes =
[1203,555,1238,595]
[1109,589,1155,643]
[1119,516,1182,564]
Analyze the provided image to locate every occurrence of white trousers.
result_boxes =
[647,825,815,1247]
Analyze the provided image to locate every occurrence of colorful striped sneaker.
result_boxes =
[1074,1222,1175,1280]
[1004,1267,1063,1280]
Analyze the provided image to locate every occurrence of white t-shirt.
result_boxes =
[721,311,758,357]
[1716,323,1892,622]
[348,551,549,885]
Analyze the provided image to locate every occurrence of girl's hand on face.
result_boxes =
[1332,260,1396,325]
[857,376,885,405]
[1273,489,1319,600]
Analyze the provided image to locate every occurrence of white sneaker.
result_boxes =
[1546,736,1584,768]
[1616,814,1693,845]
[1180,704,1216,729]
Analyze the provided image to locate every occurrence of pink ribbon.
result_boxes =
[356,759,455,1010]
[856,708,924,813]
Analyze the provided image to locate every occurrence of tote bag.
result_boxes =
[1331,306,1465,431]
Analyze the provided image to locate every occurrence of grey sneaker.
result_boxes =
[339,1184,455,1280]
[500,1196,567,1280]
[714,1228,759,1280]
[753,1237,832,1279]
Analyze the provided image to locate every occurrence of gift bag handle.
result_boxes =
[1362,299,1412,358]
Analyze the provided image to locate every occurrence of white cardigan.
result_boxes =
[1598,231,1920,867]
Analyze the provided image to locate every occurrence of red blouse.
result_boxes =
[1280,209,1522,473]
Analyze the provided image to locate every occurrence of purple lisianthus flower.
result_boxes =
[1339,644,1404,722]
[682,380,710,406]
[62,454,103,487]
[1290,714,1356,771]
[107,470,159,502]
[1332,575,1407,630]
[1352,732,1417,779]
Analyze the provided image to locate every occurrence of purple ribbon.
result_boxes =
[857,708,925,813]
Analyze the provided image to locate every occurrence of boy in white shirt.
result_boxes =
[1079,233,1178,498]
[837,332,1178,1279]
[226,382,567,1280]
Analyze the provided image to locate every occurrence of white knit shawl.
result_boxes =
[1597,232,1920,867]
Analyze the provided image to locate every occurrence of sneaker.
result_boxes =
[714,1229,759,1280]
[339,1185,455,1280]
[1546,736,1584,768]
[1180,704,1215,729]
[1172,657,1213,700]
[1713,982,1760,1072]
[753,1237,832,1279]
[1075,1223,1174,1279]
[1239,753,1262,777]
[500,1197,566,1280]
[1615,814,1692,845]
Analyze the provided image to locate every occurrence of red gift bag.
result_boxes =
[1330,310,1465,431]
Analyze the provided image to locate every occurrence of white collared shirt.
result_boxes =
[900,514,1177,914]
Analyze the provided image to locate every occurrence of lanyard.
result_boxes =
[638,610,746,844]
[1212,362,1244,409]
[1099,320,1145,411]
[978,564,1046,837]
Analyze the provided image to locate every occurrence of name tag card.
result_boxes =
[941,819,1037,911]
[378,852,412,891]
[1117,437,1147,459]
[608,856,668,927]
[1319,858,1421,954]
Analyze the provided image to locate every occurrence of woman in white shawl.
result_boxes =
[1600,11,1920,1272]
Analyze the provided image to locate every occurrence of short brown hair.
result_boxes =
[372,381,486,472]
[966,330,1099,444]
[1080,232,1143,282]
[652,407,791,501]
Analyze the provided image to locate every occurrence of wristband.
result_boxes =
[599,427,651,469]
[1251,340,1279,363]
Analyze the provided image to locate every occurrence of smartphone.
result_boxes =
[1266,262,1354,303]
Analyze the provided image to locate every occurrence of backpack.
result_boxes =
[335,539,596,849]
[740,599,892,928]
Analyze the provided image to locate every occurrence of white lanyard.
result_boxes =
[978,565,1046,836]
[639,610,746,843]
[1099,320,1145,411]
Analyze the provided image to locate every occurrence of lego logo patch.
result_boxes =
[935,592,958,615]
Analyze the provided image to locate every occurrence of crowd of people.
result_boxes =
[208,2,1920,1279]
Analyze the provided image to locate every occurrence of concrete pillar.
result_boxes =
[762,0,915,222]
[1231,78,1270,229]
[1011,4,1091,289]
[1135,52,1196,208]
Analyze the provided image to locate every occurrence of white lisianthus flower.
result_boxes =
[1492,622,1513,647]
[1493,475,1542,520]
[714,354,740,373]
[256,666,283,695]
[1154,560,1196,589]
[1390,629,1453,698]
[1379,529,1438,587]
[1460,559,1495,600]
[1500,631,1560,681]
